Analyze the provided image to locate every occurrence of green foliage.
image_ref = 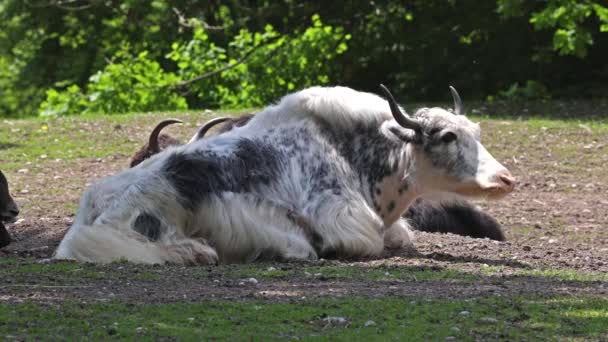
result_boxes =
[40,14,349,116]
[497,0,608,57]
[169,14,349,109]
[39,50,187,116]
[496,80,551,101]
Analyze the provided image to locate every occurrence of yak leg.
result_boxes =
[195,192,318,263]
[305,194,386,259]
[383,218,415,250]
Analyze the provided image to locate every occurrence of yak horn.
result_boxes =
[149,119,183,153]
[188,117,232,144]
[379,84,421,132]
[449,85,463,115]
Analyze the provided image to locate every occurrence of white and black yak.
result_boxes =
[55,85,515,264]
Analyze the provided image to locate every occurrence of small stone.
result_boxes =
[479,317,498,324]
[323,316,348,327]
[266,267,277,271]
[135,327,144,332]
[445,336,456,341]
[245,277,258,285]
[450,327,460,332]
[17,168,29,174]
[522,246,532,251]
[364,320,376,327]
[459,311,470,316]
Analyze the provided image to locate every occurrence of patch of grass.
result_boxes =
[0,296,606,340]
[479,264,608,282]
[0,259,105,284]
[0,110,252,173]
[214,262,478,283]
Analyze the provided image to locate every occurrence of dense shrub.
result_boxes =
[40,15,348,116]
[40,50,186,116]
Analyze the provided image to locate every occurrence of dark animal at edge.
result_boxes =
[0,170,20,248]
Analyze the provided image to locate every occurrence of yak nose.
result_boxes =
[497,170,516,192]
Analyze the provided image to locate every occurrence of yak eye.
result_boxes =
[429,128,441,135]
[440,131,457,143]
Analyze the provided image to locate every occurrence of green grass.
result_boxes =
[0,110,251,173]
[1,296,606,340]
[0,258,476,284]
[215,262,478,282]
[3,258,606,287]
[479,264,608,282]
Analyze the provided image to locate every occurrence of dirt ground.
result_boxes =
[1,113,607,304]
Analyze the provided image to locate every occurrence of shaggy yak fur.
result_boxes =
[55,85,515,265]
[131,114,506,241]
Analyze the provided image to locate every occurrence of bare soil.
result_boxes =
[1,114,607,304]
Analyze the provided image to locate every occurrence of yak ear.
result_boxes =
[388,126,422,144]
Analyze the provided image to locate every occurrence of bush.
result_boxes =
[40,15,349,116]
[494,80,551,101]
[39,50,187,116]
[168,14,349,109]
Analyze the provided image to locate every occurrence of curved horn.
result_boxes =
[449,85,463,115]
[149,119,183,153]
[188,117,233,144]
[379,84,421,131]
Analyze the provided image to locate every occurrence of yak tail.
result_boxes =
[54,222,171,264]
[54,222,218,265]
[406,198,506,241]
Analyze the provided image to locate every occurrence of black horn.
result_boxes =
[188,117,233,143]
[449,85,463,115]
[149,119,183,153]
[379,84,421,132]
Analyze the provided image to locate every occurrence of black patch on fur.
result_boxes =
[133,212,163,241]
[387,200,396,213]
[319,121,402,194]
[163,138,281,210]
[405,198,505,241]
